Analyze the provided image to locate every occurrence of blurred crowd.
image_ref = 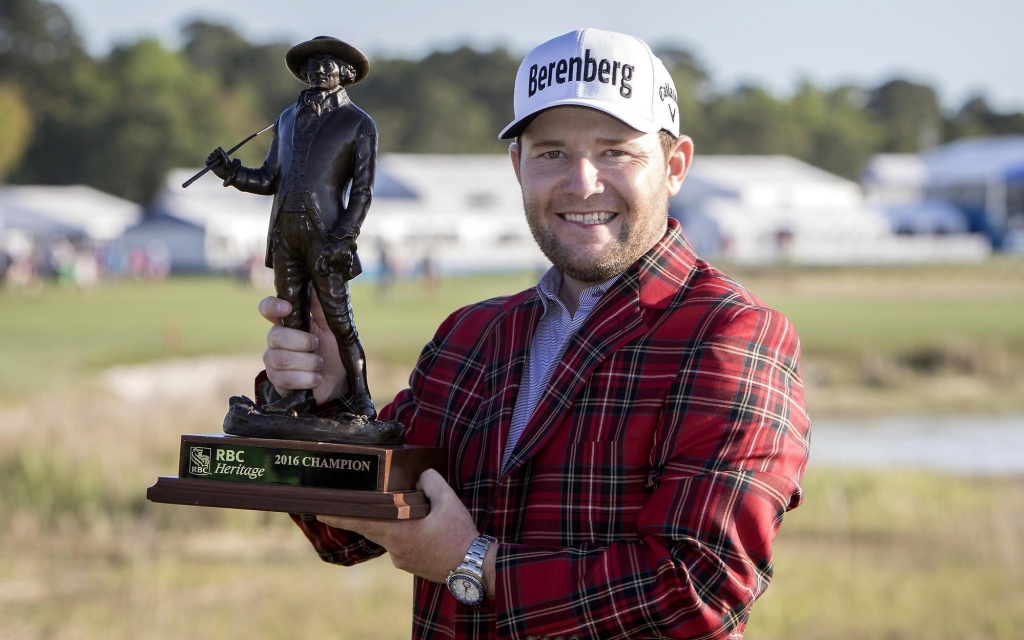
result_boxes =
[0,234,171,292]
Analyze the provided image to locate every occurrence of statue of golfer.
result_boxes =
[207,36,377,419]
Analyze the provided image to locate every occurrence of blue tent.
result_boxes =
[883,200,969,235]
[921,136,1024,250]
[924,135,1024,186]
[1004,162,1024,183]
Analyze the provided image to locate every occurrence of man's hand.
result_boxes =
[259,291,348,405]
[317,469,497,595]
[206,147,236,180]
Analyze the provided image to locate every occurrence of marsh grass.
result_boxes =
[1,385,1022,638]
[0,380,416,639]
[750,470,1024,639]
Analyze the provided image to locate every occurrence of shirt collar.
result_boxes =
[535,266,623,316]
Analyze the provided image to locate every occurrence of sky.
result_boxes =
[57,0,1024,111]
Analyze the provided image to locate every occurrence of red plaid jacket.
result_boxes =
[292,219,810,639]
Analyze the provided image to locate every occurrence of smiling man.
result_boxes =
[260,28,810,640]
[512,106,681,308]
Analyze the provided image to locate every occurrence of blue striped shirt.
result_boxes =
[501,267,622,472]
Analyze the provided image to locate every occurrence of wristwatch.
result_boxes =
[446,535,496,606]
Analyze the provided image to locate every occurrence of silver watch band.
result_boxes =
[456,535,496,578]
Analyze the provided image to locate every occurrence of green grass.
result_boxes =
[2,264,1023,414]
[0,278,268,401]
[730,259,1024,356]
[770,296,1024,353]
[0,274,537,402]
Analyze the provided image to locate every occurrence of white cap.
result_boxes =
[499,28,680,140]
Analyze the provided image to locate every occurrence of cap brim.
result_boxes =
[499,98,662,140]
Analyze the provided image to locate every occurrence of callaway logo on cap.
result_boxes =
[499,28,680,139]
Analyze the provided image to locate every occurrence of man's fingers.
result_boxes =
[316,515,393,544]
[258,296,292,325]
[263,347,323,373]
[265,369,321,394]
[415,469,461,515]
[317,514,360,531]
[263,347,323,392]
[266,324,319,352]
[415,468,449,498]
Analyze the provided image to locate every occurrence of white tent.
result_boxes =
[0,184,142,243]
[142,156,548,275]
[673,155,988,265]
[362,155,547,275]
[128,169,273,272]
[861,154,929,206]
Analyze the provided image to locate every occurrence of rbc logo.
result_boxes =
[189,446,212,476]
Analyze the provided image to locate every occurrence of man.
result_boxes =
[208,35,377,418]
[260,29,810,639]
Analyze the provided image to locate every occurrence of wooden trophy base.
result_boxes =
[147,477,431,518]
[147,434,447,520]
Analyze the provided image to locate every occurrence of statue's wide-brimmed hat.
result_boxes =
[285,36,370,84]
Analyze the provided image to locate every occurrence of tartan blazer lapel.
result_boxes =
[499,220,698,478]
[499,279,647,477]
[475,294,544,473]
[438,291,544,485]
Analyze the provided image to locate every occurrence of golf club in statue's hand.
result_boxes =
[206,147,240,184]
[181,123,274,189]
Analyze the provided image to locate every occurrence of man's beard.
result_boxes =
[523,189,669,283]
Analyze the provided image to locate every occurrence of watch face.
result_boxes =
[447,574,484,605]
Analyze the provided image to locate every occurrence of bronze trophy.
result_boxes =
[147,36,445,519]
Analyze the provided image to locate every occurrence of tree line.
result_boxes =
[2,0,1023,203]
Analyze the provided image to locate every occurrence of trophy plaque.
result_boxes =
[148,434,447,519]
[147,35,446,520]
